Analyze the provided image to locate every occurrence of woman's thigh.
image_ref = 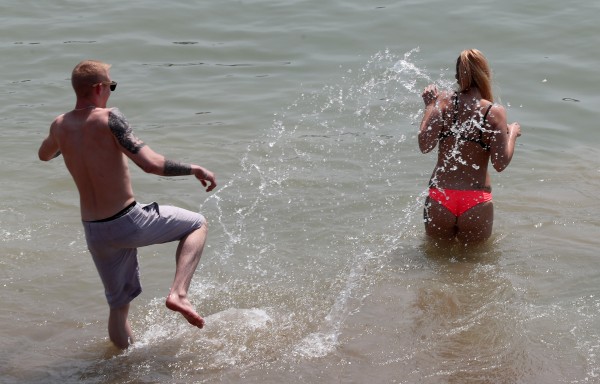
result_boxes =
[424,197,458,241]
[456,201,494,244]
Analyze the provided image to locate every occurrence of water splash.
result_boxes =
[116,49,437,375]
[205,49,439,361]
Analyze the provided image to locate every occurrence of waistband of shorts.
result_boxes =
[86,201,137,223]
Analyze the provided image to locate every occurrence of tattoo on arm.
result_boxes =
[164,159,192,176]
[108,108,146,154]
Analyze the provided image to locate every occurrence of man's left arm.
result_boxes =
[109,108,217,191]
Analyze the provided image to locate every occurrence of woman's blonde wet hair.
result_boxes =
[456,49,493,102]
[71,60,112,97]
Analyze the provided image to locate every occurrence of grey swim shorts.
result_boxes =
[82,202,205,309]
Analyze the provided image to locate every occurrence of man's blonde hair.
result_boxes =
[456,49,493,102]
[71,60,112,97]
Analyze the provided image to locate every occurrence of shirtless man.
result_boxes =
[38,60,217,349]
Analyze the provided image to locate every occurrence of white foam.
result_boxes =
[207,307,272,330]
[293,332,338,358]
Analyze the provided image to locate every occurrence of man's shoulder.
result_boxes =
[50,112,71,133]
[52,112,67,124]
[107,107,130,129]
[108,107,124,117]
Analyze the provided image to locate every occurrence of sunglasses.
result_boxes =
[93,80,118,91]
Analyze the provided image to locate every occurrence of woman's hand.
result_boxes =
[508,122,521,137]
[421,84,439,106]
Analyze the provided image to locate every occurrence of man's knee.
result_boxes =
[196,219,208,235]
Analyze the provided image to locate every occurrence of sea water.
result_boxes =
[1,0,600,383]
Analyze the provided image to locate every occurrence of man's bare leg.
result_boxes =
[108,303,134,349]
[165,223,207,328]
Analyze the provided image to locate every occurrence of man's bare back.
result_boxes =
[38,60,216,349]
[43,107,137,221]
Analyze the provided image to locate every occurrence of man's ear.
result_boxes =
[92,84,101,96]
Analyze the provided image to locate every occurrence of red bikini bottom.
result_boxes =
[428,188,492,217]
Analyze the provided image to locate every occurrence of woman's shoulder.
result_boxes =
[438,89,455,100]
[436,89,455,108]
[484,103,508,130]
[486,103,506,116]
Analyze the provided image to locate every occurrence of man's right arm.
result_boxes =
[38,122,61,161]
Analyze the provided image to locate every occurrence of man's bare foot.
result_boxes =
[166,294,205,328]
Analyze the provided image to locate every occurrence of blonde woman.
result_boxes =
[418,49,521,244]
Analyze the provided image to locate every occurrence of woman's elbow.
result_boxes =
[419,140,436,153]
[492,162,508,172]
[418,135,435,153]
[491,155,512,172]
